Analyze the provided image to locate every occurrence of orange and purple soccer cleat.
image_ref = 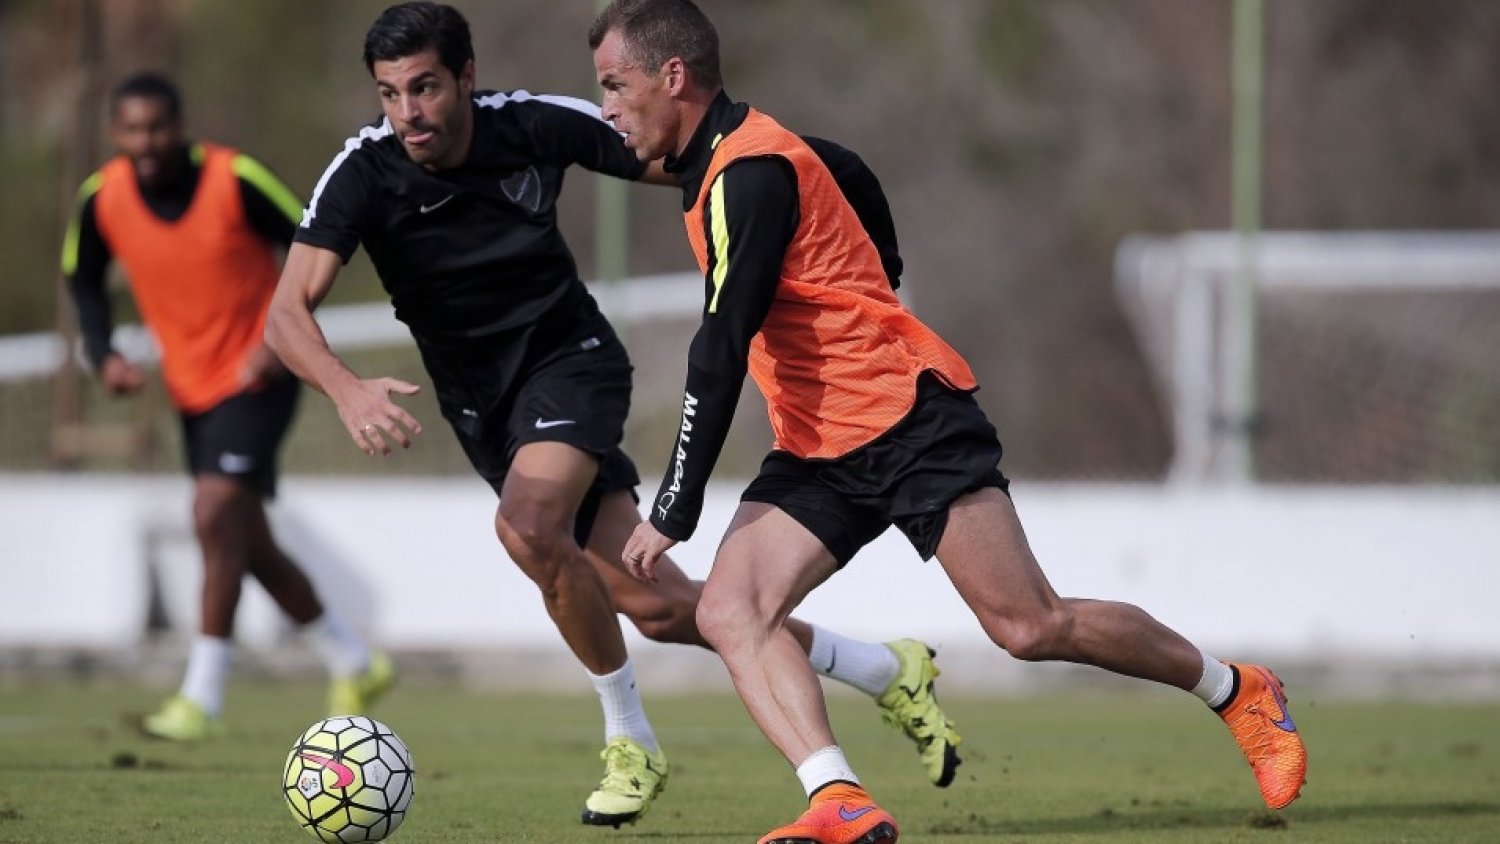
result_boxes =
[1217,663,1308,809]
[758,783,898,844]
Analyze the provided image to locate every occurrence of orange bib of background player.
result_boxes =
[94,143,281,413]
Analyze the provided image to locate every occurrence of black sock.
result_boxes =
[1211,664,1242,715]
[808,779,861,801]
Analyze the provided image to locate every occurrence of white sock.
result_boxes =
[588,659,659,753]
[1192,651,1236,708]
[302,612,370,679]
[807,625,900,697]
[795,745,860,797]
[179,635,233,717]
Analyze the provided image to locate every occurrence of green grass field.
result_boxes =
[0,681,1496,843]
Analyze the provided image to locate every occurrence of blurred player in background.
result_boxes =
[592,1,1309,841]
[267,1,958,828]
[62,73,393,741]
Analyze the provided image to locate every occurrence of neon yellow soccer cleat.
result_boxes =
[580,737,669,828]
[328,651,396,716]
[142,694,224,741]
[877,639,962,787]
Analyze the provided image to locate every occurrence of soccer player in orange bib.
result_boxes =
[590,2,1308,841]
[63,74,392,741]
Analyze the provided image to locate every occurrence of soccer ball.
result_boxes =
[282,716,415,843]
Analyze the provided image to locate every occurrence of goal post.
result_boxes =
[1116,231,1500,485]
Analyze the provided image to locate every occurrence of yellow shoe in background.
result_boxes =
[142,695,223,742]
[328,651,396,716]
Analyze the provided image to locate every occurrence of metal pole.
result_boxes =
[1228,0,1263,482]
[50,0,104,468]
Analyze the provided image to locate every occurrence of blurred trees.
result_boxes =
[2,0,1498,478]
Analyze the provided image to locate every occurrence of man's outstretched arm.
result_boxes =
[62,185,148,394]
[265,242,422,456]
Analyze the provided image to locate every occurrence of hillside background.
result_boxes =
[2,0,1498,481]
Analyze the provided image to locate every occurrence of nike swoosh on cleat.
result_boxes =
[1263,671,1297,732]
[535,418,576,429]
[839,805,876,822]
[298,752,356,788]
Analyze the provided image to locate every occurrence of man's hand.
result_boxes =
[99,353,146,395]
[238,343,287,391]
[329,376,424,456]
[622,521,678,583]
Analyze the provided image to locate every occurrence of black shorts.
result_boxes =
[417,301,640,546]
[741,371,1009,566]
[180,373,301,498]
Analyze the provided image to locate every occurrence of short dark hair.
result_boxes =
[363,1,474,79]
[110,72,181,120]
[589,0,721,91]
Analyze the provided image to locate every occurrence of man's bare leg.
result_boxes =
[936,487,1307,808]
[497,443,629,674]
[934,487,1200,686]
[497,444,666,827]
[695,503,843,766]
[585,489,961,785]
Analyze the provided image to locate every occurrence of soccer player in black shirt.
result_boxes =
[266,1,960,827]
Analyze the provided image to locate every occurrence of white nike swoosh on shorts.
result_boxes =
[219,452,255,473]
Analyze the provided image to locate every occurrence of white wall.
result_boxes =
[2,474,1497,665]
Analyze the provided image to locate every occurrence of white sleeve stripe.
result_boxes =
[475,89,612,126]
[300,118,394,228]
[301,91,615,229]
